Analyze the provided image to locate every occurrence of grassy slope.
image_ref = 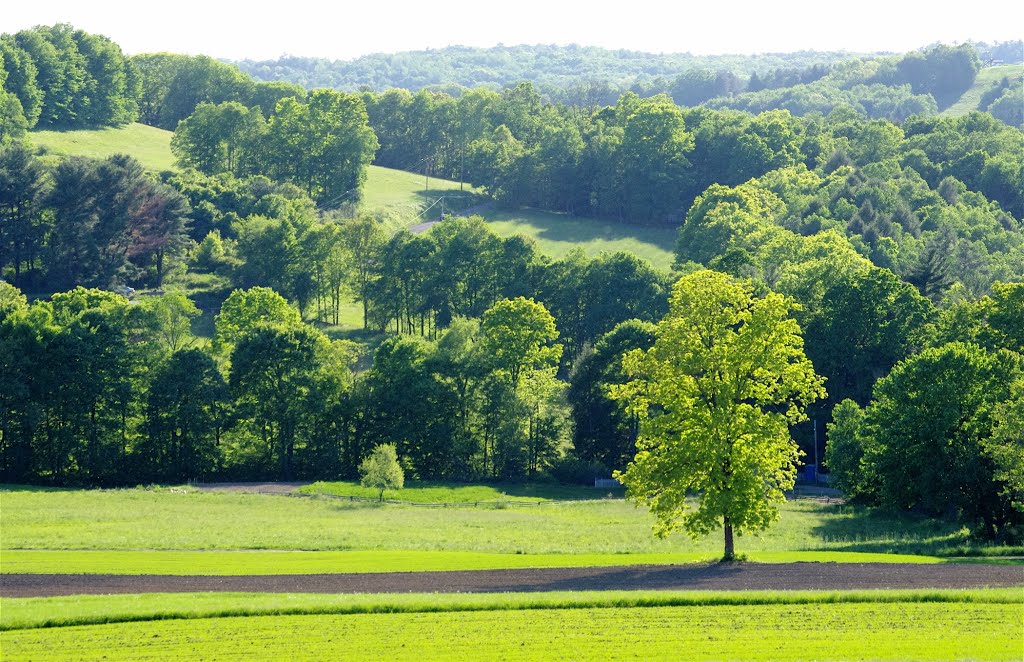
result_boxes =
[29,123,177,172]
[362,168,677,269]
[26,125,677,269]
[941,64,1024,116]
[2,600,1018,661]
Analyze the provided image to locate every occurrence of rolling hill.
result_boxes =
[941,64,1024,116]
[26,124,678,269]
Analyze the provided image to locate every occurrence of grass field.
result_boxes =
[4,588,1017,631]
[484,208,677,270]
[361,165,481,223]
[2,595,1019,661]
[942,64,1024,116]
[29,123,178,172]
[2,486,1017,573]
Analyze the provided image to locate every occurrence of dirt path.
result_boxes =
[190,482,311,494]
[3,563,1021,598]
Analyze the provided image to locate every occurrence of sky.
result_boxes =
[2,0,1022,61]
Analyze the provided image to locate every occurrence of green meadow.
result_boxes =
[29,123,177,172]
[5,588,1018,631]
[1,486,1017,576]
[1,594,1019,661]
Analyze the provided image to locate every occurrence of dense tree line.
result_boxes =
[826,283,1024,540]
[0,282,574,484]
[170,90,378,206]
[0,145,191,291]
[0,24,138,137]
[131,52,308,131]
[348,81,1022,224]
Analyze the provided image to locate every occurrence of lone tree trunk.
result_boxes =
[723,516,735,561]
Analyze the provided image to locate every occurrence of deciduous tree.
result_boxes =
[612,270,825,560]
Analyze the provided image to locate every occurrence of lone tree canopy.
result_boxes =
[612,270,825,560]
[359,443,405,501]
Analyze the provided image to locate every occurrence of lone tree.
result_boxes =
[360,443,405,501]
[612,270,825,560]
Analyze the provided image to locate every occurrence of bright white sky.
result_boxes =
[2,0,1022,61]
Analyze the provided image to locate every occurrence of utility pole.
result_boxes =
[813,419,819,484]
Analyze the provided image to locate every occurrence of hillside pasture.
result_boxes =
[483,208,677,271]
[29,123,177,172]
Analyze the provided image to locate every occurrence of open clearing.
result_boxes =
[1,599,1019,661]
[941,64,1023,116]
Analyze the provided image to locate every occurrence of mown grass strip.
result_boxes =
[2,600,1020,661]
[0,549,949,576]
[2,588,1020,631]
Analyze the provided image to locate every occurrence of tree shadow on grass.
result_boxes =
[805,502,1020,557]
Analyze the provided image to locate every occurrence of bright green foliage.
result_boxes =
[138,291,200,354]
[825,399,869,499]
[614,93,694,222]
[359,443,405,501]
[0,89,28,142]
[264,89,379,207]
[132,53,253,130]
[675,183,784,266]
[0,36,43,128]
[5,24,137,129]
[0,280,27,319]
[171,101,264,175]
[213,286,301,351]
[481,296,562,388]
[612,270,826,559]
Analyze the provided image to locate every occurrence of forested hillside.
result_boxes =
[2,26,1023,542]
[233,44,864,100]
[232,41,1024,117]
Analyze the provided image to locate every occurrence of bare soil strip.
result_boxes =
[3,563,1021,598]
